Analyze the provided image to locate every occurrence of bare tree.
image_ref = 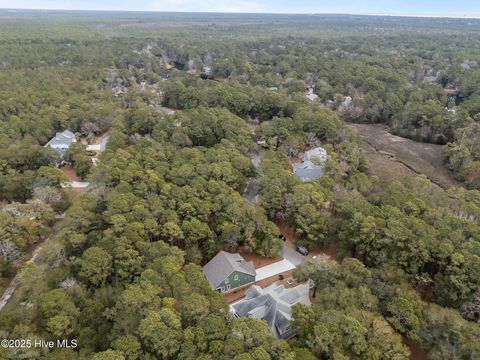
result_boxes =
[81,121,100,141]
[462,290,480,323]
[33,186,62,206]
[0,239,21,262]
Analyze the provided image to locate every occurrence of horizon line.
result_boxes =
[1,8,480,20]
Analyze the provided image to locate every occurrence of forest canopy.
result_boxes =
[0,10,479,360]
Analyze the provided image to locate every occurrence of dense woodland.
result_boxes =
[0,10,479,360]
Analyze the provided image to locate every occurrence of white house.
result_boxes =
[45,130,77,157]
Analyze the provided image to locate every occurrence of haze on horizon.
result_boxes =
[1,0,480,18]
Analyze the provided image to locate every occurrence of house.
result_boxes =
[45,130,77,157]
[230,283,311,339]
[341,96,353,107]
[305,87,318,101]
[203,251,256,293]
[293,147,328,182]
[160,71,171,81]
[257,140,268,148]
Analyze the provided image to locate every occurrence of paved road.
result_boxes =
[251,148,265,169]
[282,244,308,266]
[244,147,265,205]
[244,178,261,204]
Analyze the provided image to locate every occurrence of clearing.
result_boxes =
[348,123,463,190]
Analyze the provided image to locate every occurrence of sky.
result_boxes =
[1,0,480,17]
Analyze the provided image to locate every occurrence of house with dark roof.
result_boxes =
[45,130,77,157]
[203,251,256,293]
[230,283,311,339]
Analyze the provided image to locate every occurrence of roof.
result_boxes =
[304,147,327,162]
[203,251,256,288]
[342,96,353,107]
[306,92,318,101]
[45,130,76,148]
[231,283,311,339]
[293,147,327,182]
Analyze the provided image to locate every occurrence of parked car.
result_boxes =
[279,234,286,241]
[296,246,309,256]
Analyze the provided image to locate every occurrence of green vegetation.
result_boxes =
[0,10,478,359]
[444,122,480,188]
[293,256,480,359]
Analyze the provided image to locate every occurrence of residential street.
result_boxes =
[244,178,260,204]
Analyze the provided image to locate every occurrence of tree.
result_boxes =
[36,166,69,187]
[33,186,69,212]
[419,304,480,359]
[386,297,421,339]
[462,290,480,323]
[39,289,80,337]
[47,315,77,337]
[78,246,112,287]
[74,154,92,179]
[253,221,283,258]
[179,292,210,325]
[139,308,183,358]
[293,255,339,297]
[91,350,126,360]
[230,318,276,351]
[111,335,143,360]
[113,276,163,333]
[112,246,143,283]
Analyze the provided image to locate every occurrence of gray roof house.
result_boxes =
[305,87,319,101]
[230,283,311,339]
[203,251,256,294]
[293,147,328,182]
[45,130,77,157]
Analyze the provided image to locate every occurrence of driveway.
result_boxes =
[86,133,110,153]
[63,181,90,188]
[282,244,308,266]
[254,244,310,281]
[255,259,296,281]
